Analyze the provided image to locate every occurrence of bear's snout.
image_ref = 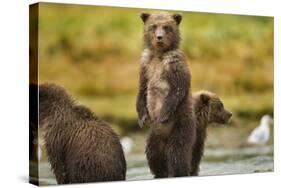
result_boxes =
[225,111,232,123]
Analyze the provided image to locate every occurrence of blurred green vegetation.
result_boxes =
[38,3,273,135]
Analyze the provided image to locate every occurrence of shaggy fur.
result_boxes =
[136,12,196,177]
[191,91,232,176]
[39,83,126,184]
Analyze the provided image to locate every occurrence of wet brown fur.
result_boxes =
[39,83,126,184]
[191,91,232,176]
[136,12,196,177]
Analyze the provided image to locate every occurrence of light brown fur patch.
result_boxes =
[146,57,170,123]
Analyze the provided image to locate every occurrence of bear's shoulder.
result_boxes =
[162,50,186,65]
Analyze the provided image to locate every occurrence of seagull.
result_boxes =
[247,115,272,145]
[120,136,134,154]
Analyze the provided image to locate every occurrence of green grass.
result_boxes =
[37,3,274,134]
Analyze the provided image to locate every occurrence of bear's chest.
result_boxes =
[146,58,170,122]
[146,58,164,82]
[146,58,170,91]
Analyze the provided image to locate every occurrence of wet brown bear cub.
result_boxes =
[39,83,126,184]
[191,91,232,176]
[136,12,196,177]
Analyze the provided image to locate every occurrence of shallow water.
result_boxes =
[32,145,273,185]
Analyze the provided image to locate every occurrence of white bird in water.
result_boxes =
[120,136,134,154]
[247,115,273,145]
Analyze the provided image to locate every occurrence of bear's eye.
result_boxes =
[218,102,224,110]
[149,24,157,30]
[163,25,171,32]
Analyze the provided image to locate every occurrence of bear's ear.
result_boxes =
[200,93,210,104]
[172,13,182,25]
[140,12,150,23]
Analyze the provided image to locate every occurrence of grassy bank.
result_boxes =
[37,3,274,134]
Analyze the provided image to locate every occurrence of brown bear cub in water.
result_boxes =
[191,91,232,176]
[39,83,126,184]
[136,12,196,177]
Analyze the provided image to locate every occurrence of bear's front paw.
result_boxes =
[157,114,169,124]
[138,113,149,128]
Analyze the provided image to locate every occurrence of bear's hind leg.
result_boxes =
[166,124,195,177]
[190,136,205,176]
[52,163,69,184]
[146,132,168,178]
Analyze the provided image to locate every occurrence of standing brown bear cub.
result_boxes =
[136,12,196,177]
[39,83,126,184]
[191,91,232,176]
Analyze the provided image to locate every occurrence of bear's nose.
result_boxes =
[157,36,163,40]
